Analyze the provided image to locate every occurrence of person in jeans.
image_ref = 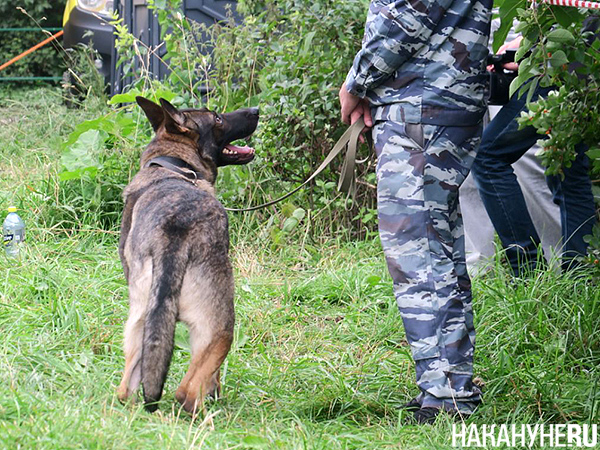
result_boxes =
[471,37,597,276]
[339,0,492,423]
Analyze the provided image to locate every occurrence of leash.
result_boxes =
[224,117,369,212]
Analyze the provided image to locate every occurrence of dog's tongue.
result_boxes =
[225,144,255,155]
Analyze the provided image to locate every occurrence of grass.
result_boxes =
[0,86,598,449]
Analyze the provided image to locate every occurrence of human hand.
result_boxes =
[339,82,361,125]
[497,36,523,54]
[488,36,523,72]
[339,82,373,143]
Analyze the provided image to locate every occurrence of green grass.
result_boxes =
[0,87,598,449]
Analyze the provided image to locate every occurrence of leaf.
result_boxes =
[59,166,98,181]
[108,91,141,105]
[62,116,112,150]
[492,0,524,52]
[526,77,539,104]
[151,87,178,103]
[515,36,532,62]
[60,129,106,181]
[292,208,306,221]
[281,203,297,218]
[300,31,316,58]
[549,50,569,68]
[586,147,600,161]
[550,5,583,28]
[282,216,299,233]
[510,70,533,98]
[546,28,575,45]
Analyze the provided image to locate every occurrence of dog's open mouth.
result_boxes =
[222,138,256,165]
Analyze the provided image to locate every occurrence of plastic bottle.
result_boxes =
[3,206,25,258]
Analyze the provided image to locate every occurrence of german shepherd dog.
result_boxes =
[116,97,259,413]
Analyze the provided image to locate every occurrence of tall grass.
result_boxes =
[0,87,598,449]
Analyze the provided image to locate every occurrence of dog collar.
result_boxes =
[144,156,205,183]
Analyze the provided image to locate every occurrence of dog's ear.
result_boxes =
[136,96,165,132]
[159,98,190,134]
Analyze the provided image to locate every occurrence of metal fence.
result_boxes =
[111,0,240,96]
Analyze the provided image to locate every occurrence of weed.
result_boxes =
[1,87,598,450]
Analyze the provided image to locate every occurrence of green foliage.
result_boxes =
[0,2,63,78]
[112,0,376,237]
[510,8,599,179]
[207,0,372,212]
[493,2,600,178]
[493,0,600,260]
[520,86,600,175]
[54,109,143,230]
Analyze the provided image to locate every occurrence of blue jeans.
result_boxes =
[471,88,596,275]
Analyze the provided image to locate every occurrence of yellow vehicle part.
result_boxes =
[63,0,78,26]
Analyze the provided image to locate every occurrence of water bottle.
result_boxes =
[3,206,25,258]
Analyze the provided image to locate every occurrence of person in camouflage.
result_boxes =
[339,0,492,423]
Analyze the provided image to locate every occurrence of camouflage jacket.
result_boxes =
[346,0,492,126]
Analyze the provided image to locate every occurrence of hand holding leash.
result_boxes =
[339,82,373,143]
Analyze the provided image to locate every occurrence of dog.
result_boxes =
[116,96,259,414]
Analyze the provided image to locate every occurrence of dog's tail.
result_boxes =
[141,249,186,412]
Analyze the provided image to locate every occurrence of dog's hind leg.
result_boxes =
[117,258,152,403]
[208,368,221,400]
[175,331,233,414]
[175,267,234,415]
[117,310,144,402]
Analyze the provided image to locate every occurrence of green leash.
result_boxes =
[224,117,369,212]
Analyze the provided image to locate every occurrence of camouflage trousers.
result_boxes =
[373,119,483,414]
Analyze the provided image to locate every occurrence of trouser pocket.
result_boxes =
[405,123,425,149]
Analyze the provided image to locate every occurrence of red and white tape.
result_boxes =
[541,0,600,9]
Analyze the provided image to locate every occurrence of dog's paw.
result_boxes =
[117,385,135,404]
[176,387,208,415]
[205,381,221,401]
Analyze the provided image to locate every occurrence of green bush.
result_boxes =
[207,0,376,223]
[110,0,377,237]
[0,1,63,78]
[47,107,142,231]
[495,1,600,267]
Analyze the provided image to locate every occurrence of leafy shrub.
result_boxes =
[49,107,143,230]
[502,6,600,178]
[495,1,600,264]
[111,0,377,237]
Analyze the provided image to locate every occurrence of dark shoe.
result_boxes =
[413,407,441,424]
[400,397,422,412]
